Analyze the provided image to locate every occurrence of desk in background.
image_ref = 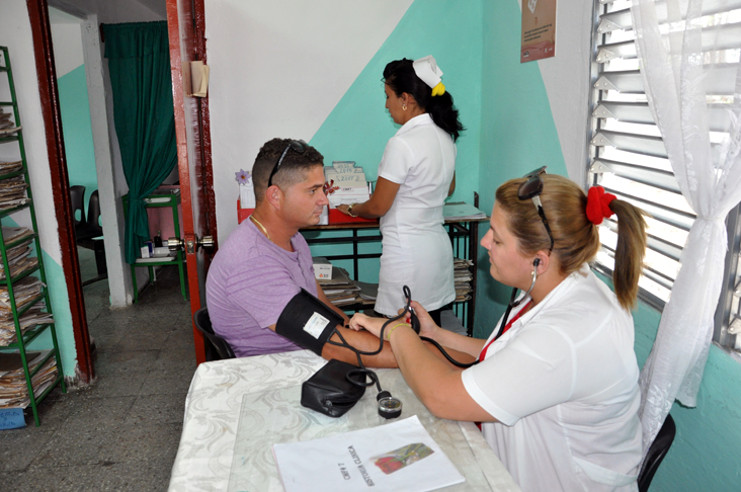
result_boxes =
[168,350,520,491]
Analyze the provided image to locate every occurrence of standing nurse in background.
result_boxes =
[337,56,464,324]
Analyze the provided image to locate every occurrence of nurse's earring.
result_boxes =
[402,103,407,111]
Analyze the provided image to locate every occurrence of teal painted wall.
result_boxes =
[310,0,484,282]
[312,0,482,203]
[601,276,741,490]
[475,0,566,338]
[27,252,76,379]
[58,64,98,211]
[479,2,741,490]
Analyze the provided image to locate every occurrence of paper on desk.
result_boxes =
[273,415,464,492]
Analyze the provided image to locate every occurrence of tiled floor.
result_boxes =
[0,249,195,491]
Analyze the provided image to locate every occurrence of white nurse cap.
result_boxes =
[412,55,446,96]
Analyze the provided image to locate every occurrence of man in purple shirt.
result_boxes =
[206,138,396,366]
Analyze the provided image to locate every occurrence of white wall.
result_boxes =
[535,0,593,184]
[0,3,62,268]
[205,0,413,244]
[49,8,84,77]
[0,0,79,374]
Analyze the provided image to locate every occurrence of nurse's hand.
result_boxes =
[348,313,384,339]
[336,203,353,216]
[409,301,440,339]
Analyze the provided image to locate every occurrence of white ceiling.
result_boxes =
[48,0,167,21]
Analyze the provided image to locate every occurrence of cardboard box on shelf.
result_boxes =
[312,257,332,280]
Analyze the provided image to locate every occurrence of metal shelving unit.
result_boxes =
[0,45,66,426]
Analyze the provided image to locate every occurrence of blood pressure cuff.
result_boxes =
[275,288,344,355]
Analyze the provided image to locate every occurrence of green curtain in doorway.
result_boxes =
[102,21,177,264]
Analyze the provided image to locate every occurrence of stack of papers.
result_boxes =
[318,266,362,306]
[0,238,38,280]
[324,161,371,209]
[0,175,29,211]
[0,107,19,135]
[0,160,22,175]
[0,305,54,346]
[356,281,378,301]
[0,350,58,408]
[0,276,44,315]
[454,258,474,302]
[1,226,33,243]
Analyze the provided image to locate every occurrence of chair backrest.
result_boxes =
[193,307,236,361]
[70,185,86,226]
[87,190,103,234]
[638,413,676,492]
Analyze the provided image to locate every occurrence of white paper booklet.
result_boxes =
[273,415,464,492]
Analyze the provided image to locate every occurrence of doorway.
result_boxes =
[48,7,108,324]
[25,0,216,383]
[38,1,202,382]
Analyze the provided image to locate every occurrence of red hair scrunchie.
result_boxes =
[586,186,616,225]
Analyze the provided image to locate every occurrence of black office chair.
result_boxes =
[193,307,236,361]
[76,190,103,245]
[70,185,86,233]
[86,189,103,236]
[75,190,107,282]
[638,413,676,492]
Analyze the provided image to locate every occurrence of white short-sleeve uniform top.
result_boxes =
[462,266,643,492]
[374,113,456,316]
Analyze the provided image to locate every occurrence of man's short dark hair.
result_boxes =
[252,138,324,201]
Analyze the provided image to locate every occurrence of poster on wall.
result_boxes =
[521,0,556,63]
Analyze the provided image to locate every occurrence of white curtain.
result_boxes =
[631,0,741,453]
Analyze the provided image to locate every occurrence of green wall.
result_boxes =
[312,0,483,204]
[606,278,741,490]
[310,0,483,282]
[476,0,566,338]
[58,64,98,211]
[481,2,741,490]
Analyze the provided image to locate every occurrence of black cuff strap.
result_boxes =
[275,288,344,355]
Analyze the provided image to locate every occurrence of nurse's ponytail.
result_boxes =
[383,58,464,141]
[497,174,648,310]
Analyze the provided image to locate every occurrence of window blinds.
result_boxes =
[589,0,741,307]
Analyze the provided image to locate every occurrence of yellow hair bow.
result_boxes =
[431,82,446,97]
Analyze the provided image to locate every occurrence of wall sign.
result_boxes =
[521,0,556,63]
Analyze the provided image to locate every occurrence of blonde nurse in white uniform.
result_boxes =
[337,55,464,324]
[348,171,649,491]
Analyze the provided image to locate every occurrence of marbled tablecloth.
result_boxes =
[168,350,520,491]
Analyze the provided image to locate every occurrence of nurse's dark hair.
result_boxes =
[383,58,464,142]
[252,138,324,202]
[495,174,648,310]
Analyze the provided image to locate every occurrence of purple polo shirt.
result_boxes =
[205,219,318,357]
